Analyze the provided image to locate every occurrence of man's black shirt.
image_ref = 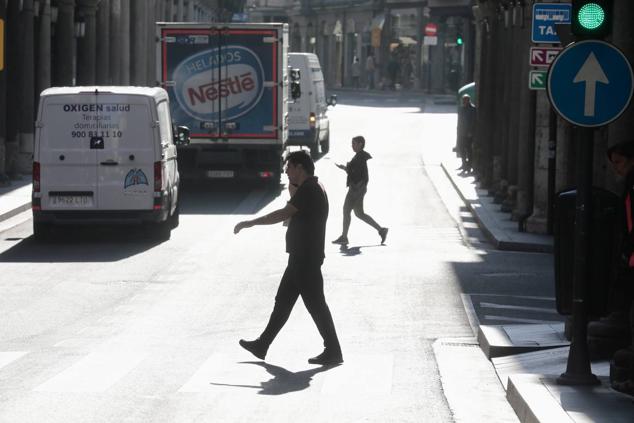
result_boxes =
[286,176,329,261]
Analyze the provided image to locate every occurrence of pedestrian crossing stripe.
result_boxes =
[34,351,146,392]
[1,351,395,395]
[0,351,28,370]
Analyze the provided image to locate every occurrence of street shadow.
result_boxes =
[338,244,385,256]
[179,178,283,216]
[209,361,340,395]
[0,225,161,263]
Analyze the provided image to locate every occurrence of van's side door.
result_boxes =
[95,95,155,210]
[37,96,99,211]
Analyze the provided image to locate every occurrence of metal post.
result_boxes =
[557,127,600,386]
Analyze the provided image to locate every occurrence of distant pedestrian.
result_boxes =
[351,56,361,88]
[332,136,388,246]
[457,94,476,173]
[365,55,375,89]
[234,150,343,366]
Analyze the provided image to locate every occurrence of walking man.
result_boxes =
[332,136,388,246]
[234,151,343,366]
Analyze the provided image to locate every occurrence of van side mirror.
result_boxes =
[289,67,301,100]
[327,94,337,107]
[174,125,190,146]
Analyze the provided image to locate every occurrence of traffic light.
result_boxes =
[456,34,463,46]
[571,0,613,39]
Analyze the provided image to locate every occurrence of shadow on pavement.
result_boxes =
[179,179,284,216]
[0,225,162,263]
[338,244,385,256]
[209,361,340,395]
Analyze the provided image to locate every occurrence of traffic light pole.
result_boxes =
[557,127,600,386]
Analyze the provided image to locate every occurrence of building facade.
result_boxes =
[0,0,218,179]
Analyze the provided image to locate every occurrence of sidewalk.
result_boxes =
[440,155,634,421]
[0,177,31,224]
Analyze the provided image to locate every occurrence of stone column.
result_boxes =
[119,0,130,84]
[54,0,74,85]
[607,0,634,189]
[167,0,175,21]
[0,0,7,182]
[147,0,157,84]
[17,0,35,172]
[177,0,184,21]
[77,0,100,85]
[187,0,194,21]
[37,0,52,96]
[96,0,110,84]
[526,91,551,233]
[492,6,511,200]
[109,0,121,84]
[130,0,147,85]
[5,0,20,176]
[513,2,536,224]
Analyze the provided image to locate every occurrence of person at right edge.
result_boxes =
[606,140,634,395]
[332,135,388,246]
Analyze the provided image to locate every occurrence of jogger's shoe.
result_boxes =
[379,227,389,244]
[332,235,349,245]
[239,338,268,360]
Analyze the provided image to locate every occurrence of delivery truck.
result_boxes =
[156,23,290,184]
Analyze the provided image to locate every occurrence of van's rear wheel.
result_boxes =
[147,220,171,241]
[33,222,53,241]
[170,205,180,229]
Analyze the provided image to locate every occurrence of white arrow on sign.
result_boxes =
[531,71,545,86]
[573,52,609,117]
[532,49,545,63]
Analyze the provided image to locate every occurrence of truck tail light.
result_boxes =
[309,113,316,128]
[33,161,40,193]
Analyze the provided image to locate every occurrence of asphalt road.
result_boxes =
[0,90,558,422]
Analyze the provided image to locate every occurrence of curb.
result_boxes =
[440,162,553,253]
[0,201,31,223]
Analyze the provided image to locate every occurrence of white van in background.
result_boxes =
[32,86,188,241]
[288,53,337,158]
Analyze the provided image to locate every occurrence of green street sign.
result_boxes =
[530,70,547,90]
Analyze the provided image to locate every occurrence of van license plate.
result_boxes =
[206,170,234,178]
[49,195,93,207]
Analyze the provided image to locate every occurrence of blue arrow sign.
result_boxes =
[547,40,634,127]
[532,3,571,43]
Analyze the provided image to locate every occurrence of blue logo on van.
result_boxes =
[124,169,149,189]
[173,46,265,122]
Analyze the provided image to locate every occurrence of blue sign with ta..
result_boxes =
[532,3,571,43]
[548,40,634,127]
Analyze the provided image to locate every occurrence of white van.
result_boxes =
[288,53,336,158]
[32,86,187,241]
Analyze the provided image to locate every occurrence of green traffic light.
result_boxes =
[456,37,463,45]
[577,3,606,30]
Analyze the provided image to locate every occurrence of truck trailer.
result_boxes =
[156,23,289,184]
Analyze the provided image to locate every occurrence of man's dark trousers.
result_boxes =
[259,255,341,352]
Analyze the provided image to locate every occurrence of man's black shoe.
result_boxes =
[239,338,268,360]
[308,349,343,365]
[379,227,389,244]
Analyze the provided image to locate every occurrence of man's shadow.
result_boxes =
[209,361,340,395]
